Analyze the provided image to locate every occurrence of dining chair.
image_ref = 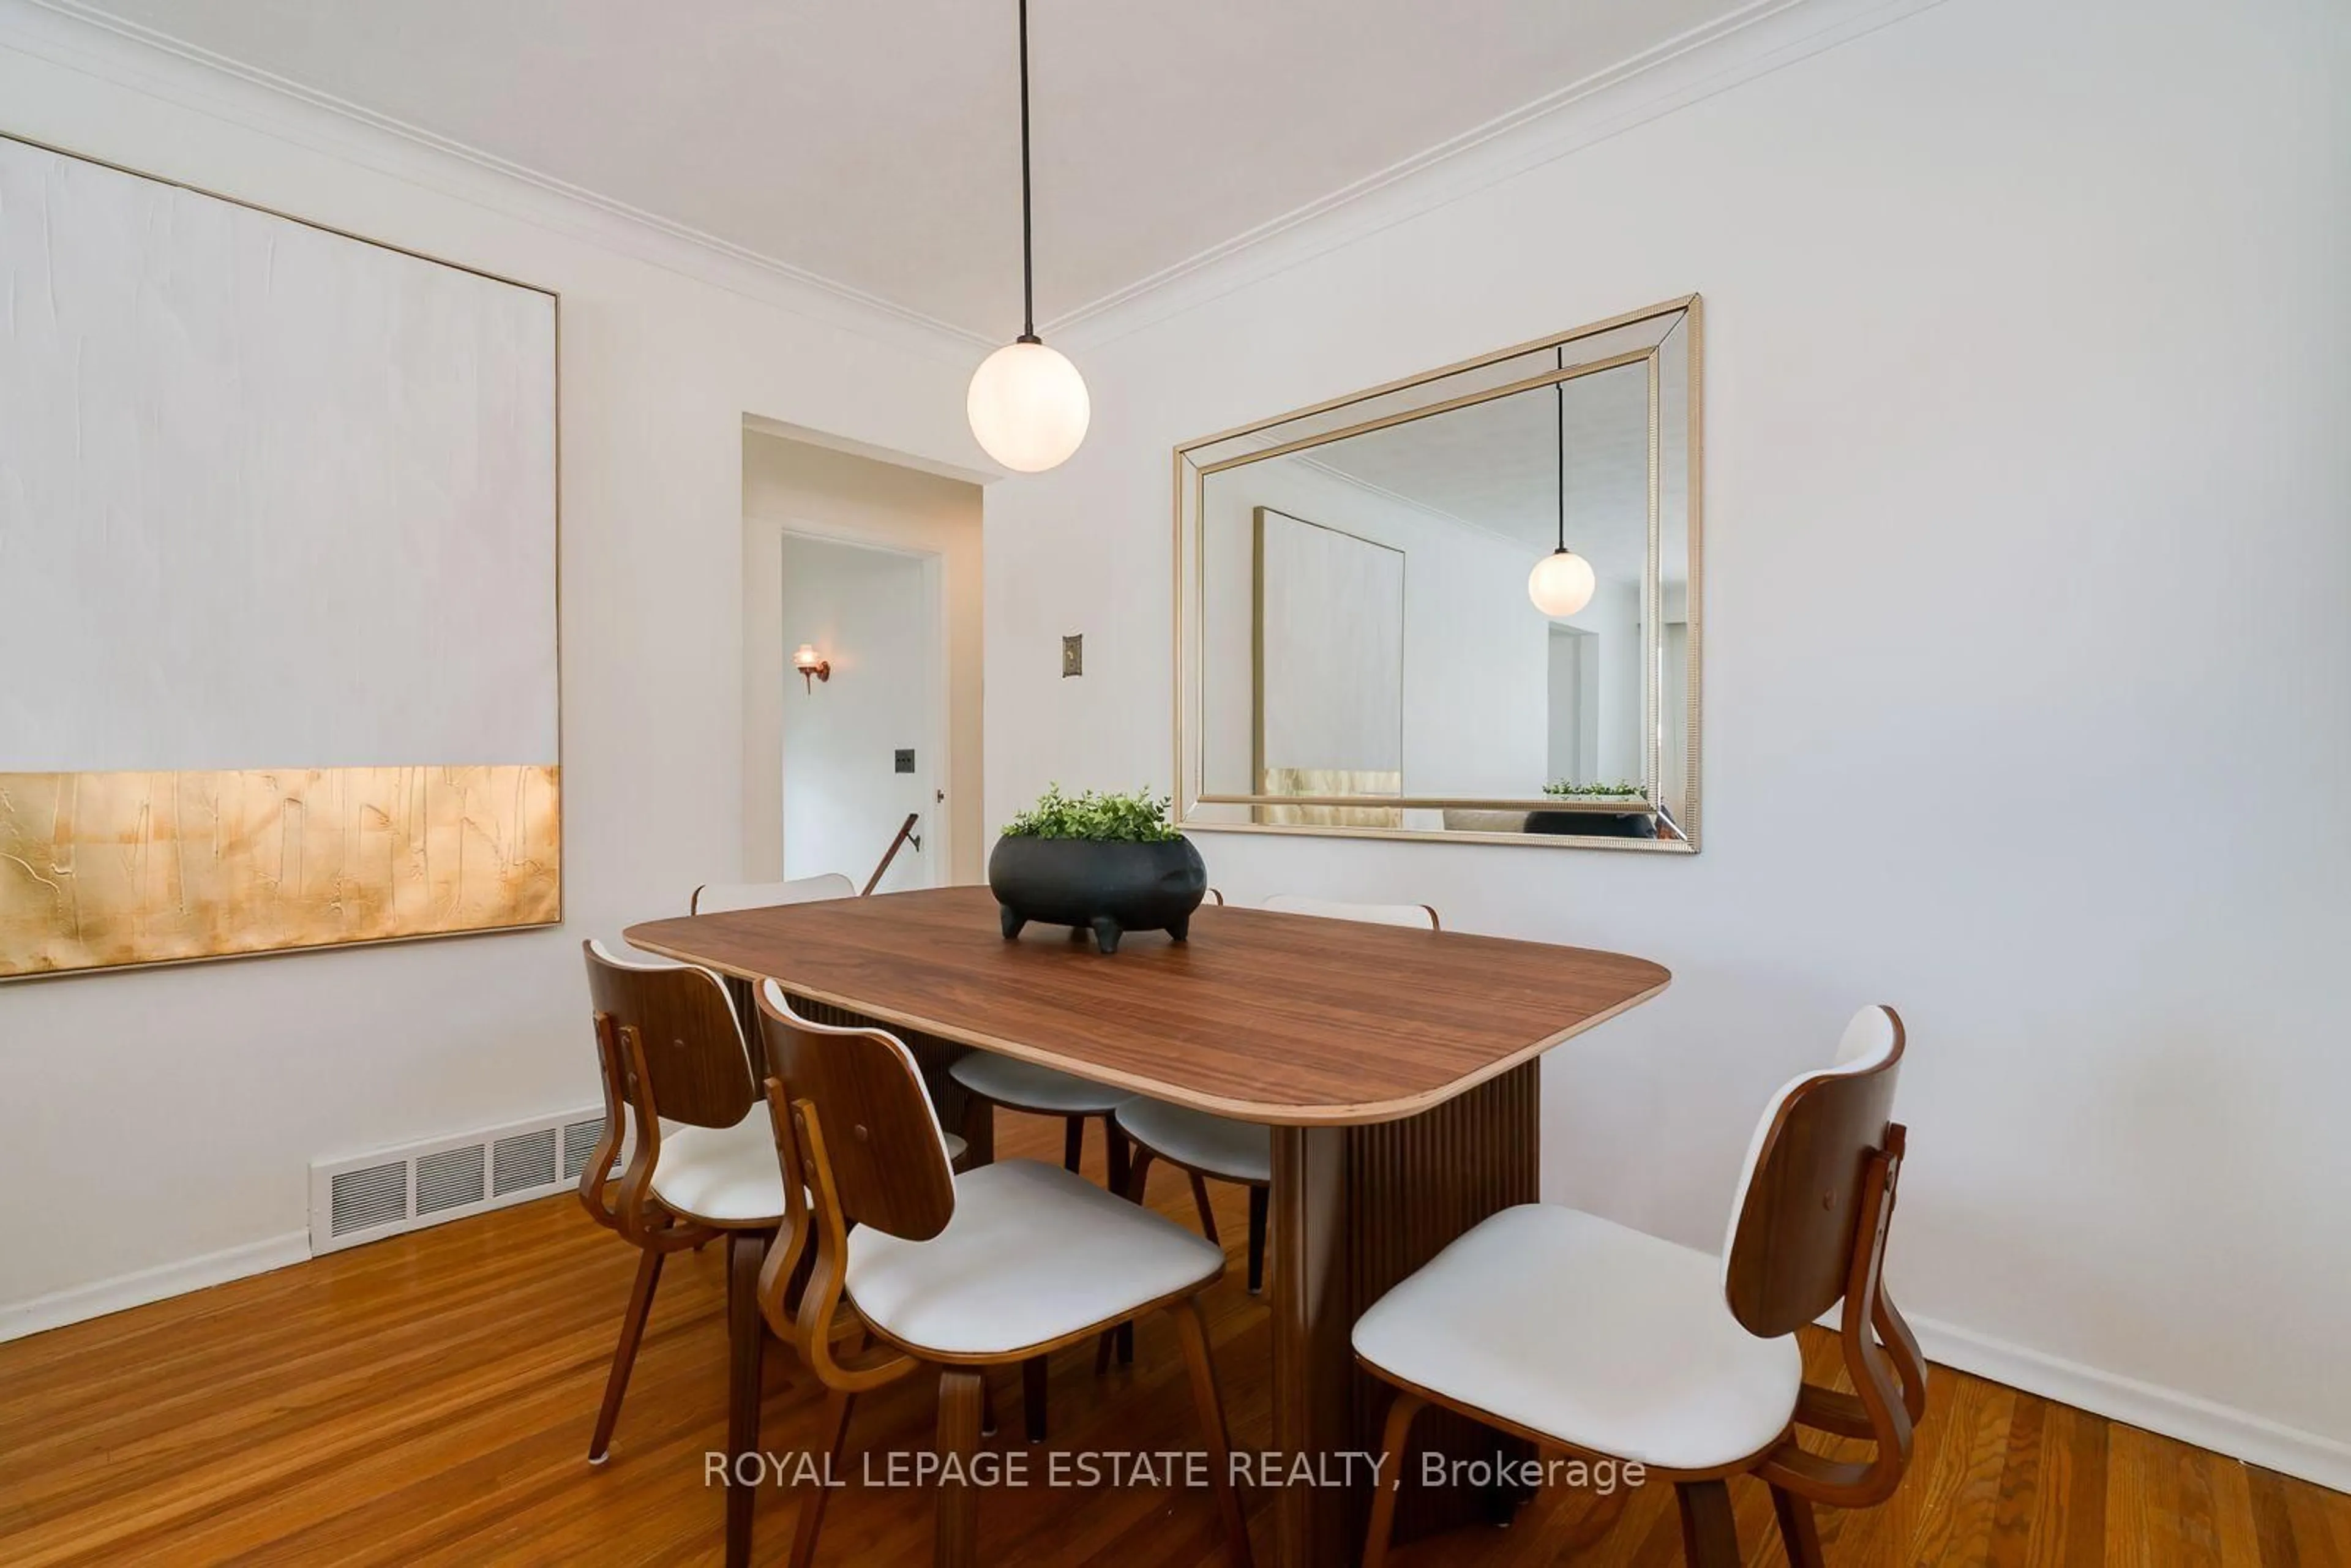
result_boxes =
[1351,1005,1922,1568]
[690,872,858,914]
[752,981,1255,1568]
[942,890,1232,1200]
[1113,895,1440,1300]
[950,890,1228,1199]
[576,940,795,1466]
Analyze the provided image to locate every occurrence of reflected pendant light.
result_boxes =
[1528,347,1596,617]
[966,0,1090,473]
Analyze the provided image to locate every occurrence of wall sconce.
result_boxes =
[792,643,831,692]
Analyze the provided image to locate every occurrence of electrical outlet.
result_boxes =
[894,749,915,774]
[1062,634,1083,677]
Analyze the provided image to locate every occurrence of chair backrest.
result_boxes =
[1722,1005,1905,1337]
[582,940,757,1130]
[690,872,857,915]
[1262,893,1441,930]
[756,980,957,1243]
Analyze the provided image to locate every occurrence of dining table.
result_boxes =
[625,883,1670,1567]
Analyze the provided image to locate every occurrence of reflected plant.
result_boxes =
[1002,784,1179,842]
[1542,779,1648,799]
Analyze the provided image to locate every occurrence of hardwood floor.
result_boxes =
[1,1112,2342,1567]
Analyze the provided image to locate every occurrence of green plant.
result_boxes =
[1542,779,1648,799]
[1001,784,1179,842]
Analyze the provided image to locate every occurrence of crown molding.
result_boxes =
[2,0,1947,367]
[1048,0,1948,350]
[1290,454,1533,558]
[0,0,992,363]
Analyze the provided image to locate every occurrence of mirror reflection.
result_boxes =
[1179,300,1700,849]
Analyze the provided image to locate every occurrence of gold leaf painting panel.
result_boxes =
[0,765,561,978]
[1254,767,1405,830]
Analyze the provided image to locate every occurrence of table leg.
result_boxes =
[1270,1123,1352,1567]
[1268,1064,1541,1567]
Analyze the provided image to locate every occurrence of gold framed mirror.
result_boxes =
[1174,296,1701,852]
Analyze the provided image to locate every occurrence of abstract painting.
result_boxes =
[1251,508,1406,810]
[0,135,560,978]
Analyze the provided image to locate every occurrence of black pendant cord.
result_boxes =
[1016,0,1039,343]
[1553,345,1567,553]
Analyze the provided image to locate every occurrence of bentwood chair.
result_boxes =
[576,940,793,1466]
[752,981,1255,1568]
[690,872,858,915]
[1114,895,1440,1298]
[1352,1006,1923,1568]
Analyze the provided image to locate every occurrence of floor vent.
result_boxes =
[560,1116,607,1182]
[494,1127,560,1196]
[310,1102,606,1255]
[328,1161,408,1238]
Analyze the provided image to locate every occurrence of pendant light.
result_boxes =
[1527,347,1596,617]
[966,0,1090,473]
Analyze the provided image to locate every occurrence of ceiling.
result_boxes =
[80,0,1761,338]
[1306,361,1656,583]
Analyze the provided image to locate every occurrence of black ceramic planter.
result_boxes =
[988,835,1207,954]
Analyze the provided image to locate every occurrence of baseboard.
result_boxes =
[0,1231,310,1344]
[1911,1314,2351,1496]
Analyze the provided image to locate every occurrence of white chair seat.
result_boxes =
[1116,1097,1271,1184]
[950,1052,1127,1115]
[648,1118,789,1227]
[1352,1204,1802,1472]
[847,1160,1224,1356]
[649,1118,969,1228]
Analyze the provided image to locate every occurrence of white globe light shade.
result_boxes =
[1528,549,1597,617]
[967,339,1090,473]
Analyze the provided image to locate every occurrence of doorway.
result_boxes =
[1547,624,1599,784]
[779,534,938,892]
[741,422,986,890]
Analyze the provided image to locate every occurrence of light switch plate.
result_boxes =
[1061,634,1083,678]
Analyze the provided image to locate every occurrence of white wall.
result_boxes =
[0,9,986,1321]
[985,0,2351,1484]
[778,536,936,893]
[743,432,985,887]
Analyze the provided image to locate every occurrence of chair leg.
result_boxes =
[1674,1479,1741,1568]
[1245,1185,1269,1295]
[936,1368,988,1568]
[1171,1297,1254,1568]
[1189,1172,1222,1245]
[1063,1114,1085,1173]
[1105,1119,1130,1196]
[1771,1484,1826,1568]
[588,1247,664,1463]
[1097,1147,1157,1373]
[724,1231,768,1568]
[789,1389,857,1568]
[1362,1390,1425,1568]
[1023,1354,1049,1444]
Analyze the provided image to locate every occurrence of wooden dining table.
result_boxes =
[625,884,1670,1567]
